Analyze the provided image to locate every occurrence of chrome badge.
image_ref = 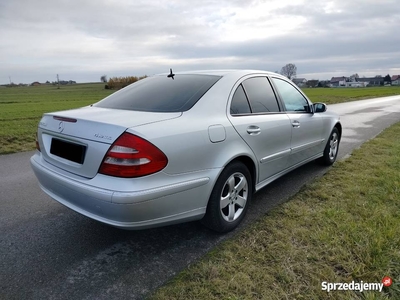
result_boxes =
[58,121,64,133]
[94,133,112,140]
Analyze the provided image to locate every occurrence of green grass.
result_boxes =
[0,84,399,154]
[0,83,114,154]
[150,122,400,300]
[302,86,400,104]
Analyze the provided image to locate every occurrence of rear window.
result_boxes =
[94,75,221,112]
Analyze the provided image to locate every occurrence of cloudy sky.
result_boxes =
[1,0,399,84]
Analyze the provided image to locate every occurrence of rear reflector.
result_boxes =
[35,132,41,152]
[99,132,168,178]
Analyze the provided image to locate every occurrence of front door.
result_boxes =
[271,77,324,166]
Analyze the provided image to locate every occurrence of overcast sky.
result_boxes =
[1,0,399,84]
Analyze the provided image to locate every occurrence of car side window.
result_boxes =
[242,77,280,113]
[272,78,310,113]
[230,84,251,115]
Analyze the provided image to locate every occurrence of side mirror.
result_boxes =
[313,103,327,113]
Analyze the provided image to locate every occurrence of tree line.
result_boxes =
[101,75,147,89]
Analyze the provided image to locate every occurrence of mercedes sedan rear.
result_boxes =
[31,70,341,232]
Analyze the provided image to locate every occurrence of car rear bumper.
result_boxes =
[30,153,218,229]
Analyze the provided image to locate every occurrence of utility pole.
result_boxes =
[57,74,60,89]
[9,76,11,85]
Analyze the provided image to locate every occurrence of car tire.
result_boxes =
[319,127,340,166]
[201,161,252,233]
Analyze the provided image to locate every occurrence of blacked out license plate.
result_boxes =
[50,138,86,164]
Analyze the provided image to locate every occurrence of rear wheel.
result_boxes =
[319,127,340,165]
[201,162,252,233]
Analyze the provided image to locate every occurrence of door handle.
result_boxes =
[292,120,300,128]
[247,126,261,135]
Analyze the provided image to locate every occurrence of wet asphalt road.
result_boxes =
[1,96,399,300]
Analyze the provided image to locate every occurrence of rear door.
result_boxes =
[271,77,324,166]
[228,76,292,183]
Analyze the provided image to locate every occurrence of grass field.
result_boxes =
[0,83,113,154]
[150,122,400,300]
[0,83,399,154]
[303,86,400,104]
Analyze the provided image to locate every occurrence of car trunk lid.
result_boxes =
[37,106,181,178]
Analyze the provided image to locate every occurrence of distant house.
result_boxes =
[391,75,400,86]
[356,77,384,86]
[345,81,367,88]
[330,76,347,87]
[31,81,41,86]
[292,78,307,87]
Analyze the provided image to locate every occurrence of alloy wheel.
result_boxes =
[329,132,339,160]
[220,172,248,222]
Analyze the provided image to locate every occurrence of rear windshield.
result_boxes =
[94,74,221,112]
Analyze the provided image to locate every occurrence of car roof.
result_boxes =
[155,69,278,77]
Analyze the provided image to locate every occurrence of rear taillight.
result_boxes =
[99,132,168,178]
[35,132,41,152]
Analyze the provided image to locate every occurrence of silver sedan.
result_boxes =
[31,70,341,232]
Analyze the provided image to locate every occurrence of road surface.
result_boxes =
[1,96,399,300]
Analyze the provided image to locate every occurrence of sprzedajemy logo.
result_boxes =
[322,277,393,293]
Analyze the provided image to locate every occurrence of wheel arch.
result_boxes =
[223,155,257,192]
[334,122,342,139]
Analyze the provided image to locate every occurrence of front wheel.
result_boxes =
[201,162,253,233]
[319,127,340,165]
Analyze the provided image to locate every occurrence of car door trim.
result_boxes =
[260,148,291,163]
[291,139,325,154]
[256,152,322,191]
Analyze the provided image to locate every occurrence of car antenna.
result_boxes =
[167,68,175,80]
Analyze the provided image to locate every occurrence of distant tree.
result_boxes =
[280,63,297,80]
[375,75,382,78]
[317,80,331,88]
[107,75,147,89]
[100,75,107,83]
[306,79,319,88]
[350,73,359,82]
[384,74,391,83]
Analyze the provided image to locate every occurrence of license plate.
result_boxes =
[50,138,86,164]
